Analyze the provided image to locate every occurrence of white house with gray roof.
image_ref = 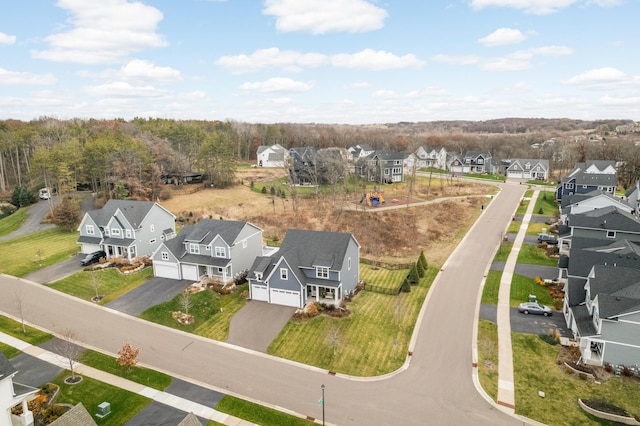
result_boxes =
[1,352,37,426]
[256,144,287,168]
[77,199,176,261]
[247,229,360,308]
[505,158,549,180]
[152,219,263,282]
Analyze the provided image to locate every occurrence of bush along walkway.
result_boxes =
[496,189,539,411]
[0,331,246,425]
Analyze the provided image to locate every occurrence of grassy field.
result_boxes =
[481,270,502,305]
[268,267,437,376]
[79,349,172,391]
[51,373,151,425]
[0,228,79,277]
[139,284,248,341]
[0,314,52,346]
[477,319,499,401]
[215,396,316,426]
[0,207,28,236]
[49,268,153,304]
[509,273,555,307]
[512,333,640,425]
[516,243,559,266]
[532,191,559,216]
[359,263,410,291]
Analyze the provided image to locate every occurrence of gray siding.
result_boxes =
[602,341,640,366]
[135,204,175,257]
[601,315,640,347]
[229,227,263,275]
[269,260,302,292]
[152,243,179,264]
[341,238,360,294]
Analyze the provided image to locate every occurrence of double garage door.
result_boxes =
[250,285,300,308]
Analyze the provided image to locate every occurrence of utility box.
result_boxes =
[528,294,537,303]
[96,402,111,418]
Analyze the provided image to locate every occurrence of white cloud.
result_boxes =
[0,68,57,85]
[346,81,371,88]
[331,49,425,70]
[564,67,635,89]
[482,45,573,71]
[0,32,16,45]
[85,81,168,97]
[263,0,387,34]
[478,28,527,46]
[216,48,328,74]
[587,0,623,6]
[32,0,166,64]
[470,0,578,15]
[119,59,182,83]
[240,77,316,93]
[431,54,481,65]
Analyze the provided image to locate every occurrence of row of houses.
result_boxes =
[77,200,360,309]
[549,161,640,368]
[257,143,551,184]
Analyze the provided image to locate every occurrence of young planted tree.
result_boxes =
[401,278,411,293]
[15,290,27,334]
[418,250,428,271]
[55,329,83,382]
[180,291,193,317]
[407,263,420,285]
[325,324,342,357]
[117,340,140,373]
[90,271,102,302]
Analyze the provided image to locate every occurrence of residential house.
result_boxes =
[256,144,287,168]
[77,200,176,261]
[347,144,375,162]
[625,179,640,217]
[288,147,317,185]
[556,160,617,202]
[1,352,37,426]
[563,264,640,366]
[403,146,448,173]
[505,159,550,180]
[560,190,632,222]
[247,229,360,308]
[152,219,263,282]
[355,150,405,184]
[448,151,492,174]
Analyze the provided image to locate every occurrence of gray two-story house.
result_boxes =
[152,219,263,283]
[355,150,405,184]
[247,229,360,308]
[77,199,176,261]
[556,160,617,202]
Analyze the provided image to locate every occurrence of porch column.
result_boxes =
[315,285,319,302]
[20,400,34,426]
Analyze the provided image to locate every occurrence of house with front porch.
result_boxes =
[152,219,263,283]
[77,200,176,261]
[448,151,492,174]
[1,352,38,426]
[247,229,360,308]
[505,158,549,180]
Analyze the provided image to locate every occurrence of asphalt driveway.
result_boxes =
[24,253,86,284]
[226,301,295,352]
[480,304,571,337]
[105,277,193,316]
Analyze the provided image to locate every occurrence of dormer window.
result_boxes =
[215,247,226,257]
[111,228,121,236]
[189,243,199,254]
[316,266,329,278]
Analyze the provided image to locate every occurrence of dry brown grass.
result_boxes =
[160,169,490,266]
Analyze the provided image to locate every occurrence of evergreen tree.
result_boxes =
[401,277,411,292]
[11,185,36,208]
[408,263,420,284]
[418,250,428,270]
[416,258,425,278]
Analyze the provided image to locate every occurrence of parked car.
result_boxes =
[537,234,558,245]
[39,188,51,200]
[80,250,106,266]
[518,301,553,316]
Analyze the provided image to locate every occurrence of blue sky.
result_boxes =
[1,0,638,124]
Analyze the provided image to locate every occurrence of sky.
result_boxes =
[1,0,639,124]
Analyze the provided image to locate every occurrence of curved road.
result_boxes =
[0,183,527,425]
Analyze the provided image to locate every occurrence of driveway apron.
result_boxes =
[226,301,295,352]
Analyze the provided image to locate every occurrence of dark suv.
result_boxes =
[537,234,558,245]
[80,250,106,266]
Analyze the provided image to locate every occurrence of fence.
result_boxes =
[363,282,402,295]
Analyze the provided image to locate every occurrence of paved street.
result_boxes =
[0,182,529,425]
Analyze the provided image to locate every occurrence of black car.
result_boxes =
[80,250,106,266]
[537,234,558,245]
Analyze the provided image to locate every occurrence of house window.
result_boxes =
[161,252,169,261]
[477,158,484,164]
[125,229,132,238]
[392,167,402,174]
[189,243,199,254]
[150,224,155,232]
[280,268,288,280]
[348,257,352,270]
[149,238,156,244]
[606,231,616,238]
[316,266,329,278]
[104,228,109,236]
[566,183,574,190]
[218,267,223,273]
[215,247,226,257]
[85,225,94,235]
[242,239,247,248]
[111,228,121,236]
[384,168,390,176]
[394,160,402,165]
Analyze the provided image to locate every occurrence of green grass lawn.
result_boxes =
[481,270,502,305]
[139,284,248,341]
[215,395,315,426]
[507,219,522,234]
[268,267,437,376]
[0,207,29,236]
[51,373,151,425]
[359,263,410,291]
[526,221,555,236]
[512,333,640,425]
[0,342,21,358]
[477,319,498,401]
[516,243,559,266]
[509,274,555,307]
[79,349,172,391]
[464,173,506,182]
[0,228,79,277]
[494,241,513,262]
[532,191,559,216]
[49,268,153,304]
[516,198,530,215]
[0,314,52,345]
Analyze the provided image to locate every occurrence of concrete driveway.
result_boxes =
[226,301,295,352]
[23,253,85,284]
[105,277,193,316]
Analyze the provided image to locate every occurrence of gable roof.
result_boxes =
[507,158,549,172]
[568,238,640,278]
[183,219,250,246]
[0,351,16,380]
[597,294,640,319]
[50,403,98,426]
[86,199,167,229]
[279,229,357,270]
[567,205,640,233]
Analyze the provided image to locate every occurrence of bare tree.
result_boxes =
[55,329,83,381]
[15,290,27,334]
[90,271,102,301]
[180,291,193,317]
[325,324,342,357]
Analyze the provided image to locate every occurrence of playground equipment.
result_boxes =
[361,189,385,207]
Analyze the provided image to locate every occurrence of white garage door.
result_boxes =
[182,264,199,281]
[269,289,300,308]
[154,262,180,280]
[251,284,268,302]
[81,243,102,254]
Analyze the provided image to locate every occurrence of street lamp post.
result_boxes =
[321,384,325,425]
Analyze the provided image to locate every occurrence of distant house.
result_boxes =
[247,229,360,308]
[448,151,492,174]
[161,172,203,185]
[347,144,375,162]
[77,200,176,261]
[1,352,38,426]
[556,160,617,202]
[152,219,263,282]
[355,150,405,184]
[404,146,448,172]
[256,144,287,168]
[505,159,549,180]
[625,179,640,217]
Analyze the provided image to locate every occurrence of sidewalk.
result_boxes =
[0,331,255,426]
[496,189,539,410]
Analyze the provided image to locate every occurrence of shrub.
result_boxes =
[261,186,267,194]
[306,303,319,317]
[538,207,544,214]
[401,278,411,293]
[407,263,420,284]
[579,372,588,380]
[622,366,634,377]
[604,364,613,373]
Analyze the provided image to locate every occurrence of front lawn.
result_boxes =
[79,349,172,391]
[0,314,52,346]
[359,263,410,292]
[509,274,555,307]
[0,207,29,236]
[516,244,559,266]
[49,268,153,304]
[0,228,79,277]
[268,267,437,376]
[494,241,513,262]
[215,395,315,426]
[532,191,559,216]
[139,284,248,341]
[51,373,151,425]
[477,319,498,401]
[513,333,640,425]
[0,342,21,358]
